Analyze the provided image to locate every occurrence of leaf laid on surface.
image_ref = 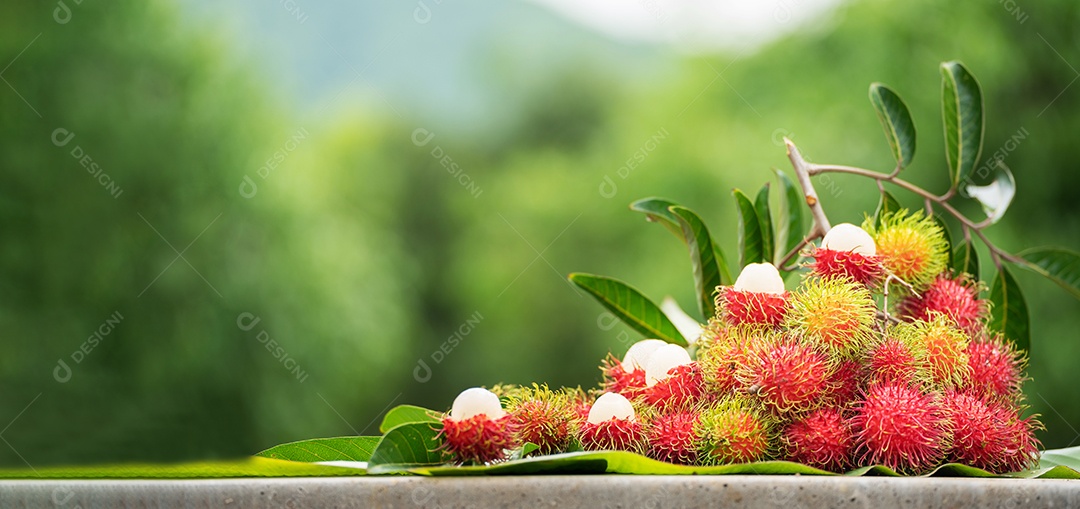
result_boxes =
[989,265,1030,353]
[380,405,442,434]
[569,273,688,346]
[941,61,985,188]
[733,189,764,268]
[0,457,370,479]
[869,82,917,169]
[256,436,381,463]
[367,422,447,473]
[1019,247,1080,300]
[670,205,723,319]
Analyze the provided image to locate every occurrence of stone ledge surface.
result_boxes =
[2,475,1078,509]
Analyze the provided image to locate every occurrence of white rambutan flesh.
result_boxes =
[733,263,785,295]
[587,392,636,424]
[645,344,692,387]
[621,339,668,371]
[822,223,876,256]
[450,387,505,421]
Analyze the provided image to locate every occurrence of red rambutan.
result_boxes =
[940,390,1041,473]
[579,393,646,452]
[964,334,1025,401]
[852,383,949,473]
[736,337,833,414]
[782,407,854,472]
[646,412,700,465]
[900,275,988,335]
[867,336,928,387]
[696,324,752,396]
[715,263,789,327]
[811,223,884,286]
[600,354,647,398]
[440,388,518,464]
[823,359,864,406]
[506,385,576,455]
[642,362,710,410]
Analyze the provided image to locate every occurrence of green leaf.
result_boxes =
[380,405,442,434]
[754,184,775,266]
[629,197,683,239]
[872,190,902,228]
[568,273,688,346]
[941,61,985,188]
[868,83,917,169]
[669,205,723,319]
[1019,247,1080,300]
[774,170,805,265]
[711,241,734,286]
[951,239,980,279]
[934,216,953,268]
[367,422,447,473]
[0,457,370,479]
[1040,445,1080,472]
[256,436,381,463]
[989,265,1030,353]
[732,189,764,268]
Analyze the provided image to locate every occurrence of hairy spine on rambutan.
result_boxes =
[781,407,854,472]
[862,210,949,291]
[578,393,645,453]
[823,359,864,407]
[852,383,949,473]
[440,387,518,464]
[900,274,988,335]
[646,411,701,465]
[506,384,576,456]
[896,314,970,388]
[715,263,789,327]
[811,223,884,286]
[784,277,876,358]
[642,362,710,410]
[735,335,834,414]
[600,354,647,398]
[964,333,1026,401]
[867,335,930,387]
[940,390,1042,473]
[696,322,753,397]
[694,398,775,465]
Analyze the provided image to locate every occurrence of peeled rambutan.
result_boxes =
[646,412,700,465]
[852,383,948,473]
[695,398,774,464]
[811,223,884,286]
[900,275,988,335]
[440,387,518,464]
[642,362,709,410]
[867,336,929,387]
[899,314,970,388]
[715,263,788,327]
[736,337,833,414]
[578,392,645,452]
[784,277,876,358]
[940,390,1041,473]
[506,384,576,455]
[862,210,949,290]
[782,407,854,472]
[965,334,1025,401]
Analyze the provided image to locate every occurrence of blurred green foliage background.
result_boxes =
[1,0,1079,466]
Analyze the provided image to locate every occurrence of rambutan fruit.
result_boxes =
[644,344,692,387]
[867,336,929,387]
[784,277,876,358]
[696,323,753,396]
[900,274,988,335]
[579,392,645,452]
[862,210,949,290]
[964,334,1025,401]
[811,223,885,286]
[715,263,789,327]
[940,390,1041,473]
[506,384,576,455]
[646,411,701,465]
[642,362,709,410]
[599,339,667,398]
[851,383,948,473]
[736,336,833,414]
[823,359,864,406]
[440,387,518,464]
[695,398,775,464]
[897,314,970,388]
[781,407,854,472]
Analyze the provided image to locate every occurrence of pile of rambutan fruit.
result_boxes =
[257,62,1080,478]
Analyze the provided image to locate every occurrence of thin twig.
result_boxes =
[784,138,831,238]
